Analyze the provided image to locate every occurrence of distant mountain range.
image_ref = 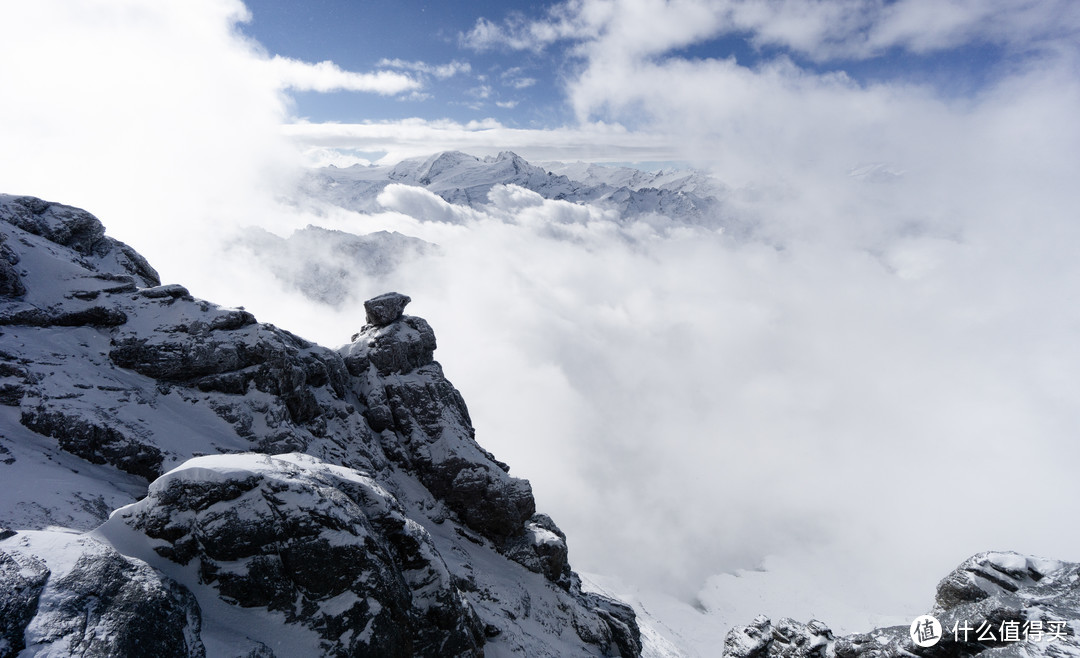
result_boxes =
[300,150,733,229]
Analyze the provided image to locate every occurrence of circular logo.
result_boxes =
[910,615,943,648]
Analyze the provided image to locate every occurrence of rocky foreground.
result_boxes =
[724,553,1080,657]
[0,194,639,657]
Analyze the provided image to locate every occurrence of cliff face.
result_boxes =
[0,195,640,657]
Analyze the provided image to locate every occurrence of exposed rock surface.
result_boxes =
[364,291,412,326]
[0,195,641,656]
[0,195,159,288]
[99,453,484,658]
[1,533,204,658]
[723,551,1080,658]
[339,314,537,545]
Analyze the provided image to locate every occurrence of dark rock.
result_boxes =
[0,383,23,406]
[0,549,49,657]
[20,407,163,480]
[579,590,644,658]
[341,312,544,559]
[0,304,127,327]
[138,283,192,300]
[502,514,572,589]
[209,308,257,330]
[16,539,204,657]
[364,292,411,326]
[110,453,484,657]
[0,234,25,297]
[725,617,833,658]
[0,195,160,286]
[343,315,436,377]
[109,323,341,428]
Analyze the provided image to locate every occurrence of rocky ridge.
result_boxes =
[724,551,1080,658]
[0,194,640,657]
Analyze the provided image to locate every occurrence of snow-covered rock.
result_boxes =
[98,453,485,657]
[723,551,1080,658]
[0,531,204,658]
[0,195,642,656]
[363,291,412,327]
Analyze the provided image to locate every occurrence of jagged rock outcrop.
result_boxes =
[99,453,484,658]
[0,547,48,656]
[1,533,203,658]
[0,195,159,288]
[0,195,641,656]
[340,308,538,546]
[364,291,411,326]
[723,551,1080,658]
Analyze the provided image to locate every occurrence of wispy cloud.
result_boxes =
[376,58,472,79]
[468,84,494,99]
[462,0,1080,60]
[270,56,420,94]
[282,118,679,163]
[501,68,538,89]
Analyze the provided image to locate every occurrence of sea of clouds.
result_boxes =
[3,0,1079,636]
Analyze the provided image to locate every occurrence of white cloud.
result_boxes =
[0,0,299,271]
[464,0,1080,61]
[376,58,472,79]
[281,118,680,163]
[270,55,420,94]
[461,1,606,53]
[281,0,1080,634]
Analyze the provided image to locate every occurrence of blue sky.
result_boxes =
[240,0,1029,128]
[240,0,575,126]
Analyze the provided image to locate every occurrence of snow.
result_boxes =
[985,551,1033,573]
[527,522,563,547]
[0,406,147,531]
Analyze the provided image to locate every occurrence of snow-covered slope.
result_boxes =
[0,195,640,657]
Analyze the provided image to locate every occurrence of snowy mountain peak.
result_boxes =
[300,150,733,231]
